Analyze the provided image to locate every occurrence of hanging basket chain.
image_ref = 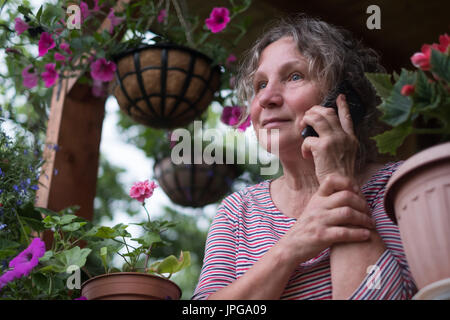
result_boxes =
[171,0,194,48]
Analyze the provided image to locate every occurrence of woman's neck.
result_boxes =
[277,153,319,193]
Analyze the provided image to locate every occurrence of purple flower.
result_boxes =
[107,9,124,34]
[41,63,59,88]
[0,270,16,290]
[14,18,29,36]
[0,238,46,290]
[74,296,87,300]
[90,58,116,82]
[8,238,46,278]
[205,7,230,33]
[157,9,167,23]
[38,32,55,57]
[21,65,39,89]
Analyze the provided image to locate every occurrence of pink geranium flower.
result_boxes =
[21,65,39,89]
[38,32,55,57]
[221,106,251,131]
[226,54,237,66]
[107,8,124,34]
[401,84,415,96]
[157,9,167,23]
[14,17,29,35]
[90,58,116,82]
[411,33,450,71]
[41,63,59,88]
[205,7,230,33]
[129,180,158,203]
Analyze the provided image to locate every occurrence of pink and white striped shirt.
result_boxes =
[193,162,417,300]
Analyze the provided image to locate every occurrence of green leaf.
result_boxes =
[32,273,49,292]
[414,70,439,111]
[94,223,130,239]
[371,121,413,155]
[59,215,78,225]
[18,5,33,16]
[61,222,87,232]
[100,246,108,273]
[364,72,393,101]
[150,251,191,276]
[430,48,450,83]
[35,5,43,22]
[131,231,161,247]
[52,247,92,273]
[378,69,415,126]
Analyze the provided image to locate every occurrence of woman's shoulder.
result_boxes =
[218,180,272,214]
[361,161,404,198]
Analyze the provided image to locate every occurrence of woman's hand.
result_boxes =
[282,174,374,264]
[299,94,359,185]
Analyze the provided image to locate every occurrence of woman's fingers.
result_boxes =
[317,173,358,197]
[325,206,375,229]
[324,226,371,243]
[336,94,355,136]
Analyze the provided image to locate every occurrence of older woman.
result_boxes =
[192,14,417,300]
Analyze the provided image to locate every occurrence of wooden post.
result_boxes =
[35,1,132,248]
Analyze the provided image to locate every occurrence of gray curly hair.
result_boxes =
[236,14,386,171]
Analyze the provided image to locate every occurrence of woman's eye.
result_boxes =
[256,81,267,91]
[290,73,302,81]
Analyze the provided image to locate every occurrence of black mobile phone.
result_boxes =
[301,80,365,138]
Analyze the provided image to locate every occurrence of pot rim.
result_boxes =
[384,142,450,223]
[81,271,181,296]
[112,42,219,68]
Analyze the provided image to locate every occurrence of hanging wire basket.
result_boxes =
[111,43,221,129]
[154,156,241,208]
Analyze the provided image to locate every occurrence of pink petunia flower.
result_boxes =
[41,63,59,88]
[221,106,251,131]
[91,79,107,97]
[226,54,237,66]
[80,1,90,22]
[38,32,56,57]
[60,42,72,55]
[74,296,87,300]
[54,52,66,62]
[401,84,415,96]
[14,17,29,36]
[157,9,167,23]
[93,0,103,12]
[129,180,158,203]
[205,7,230,33]
[107,8,124,34]
[90,58,116,82]
[8,238,46,278]
[21,65,39,89]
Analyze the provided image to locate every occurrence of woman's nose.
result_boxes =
[259,83,283,109]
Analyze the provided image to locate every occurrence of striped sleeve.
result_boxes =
[349,162,417,299]
[191,193,240,300]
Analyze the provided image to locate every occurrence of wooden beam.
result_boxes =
[36,0,133,233]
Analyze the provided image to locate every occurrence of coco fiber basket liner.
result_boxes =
[112,43,221,129]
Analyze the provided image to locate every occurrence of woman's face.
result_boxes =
[250,36,323,156]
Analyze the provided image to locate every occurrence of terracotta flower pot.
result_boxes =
[81,272,181,300]
[111,43,221,129]
[154,156,241,207]
[384,142,450,291]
